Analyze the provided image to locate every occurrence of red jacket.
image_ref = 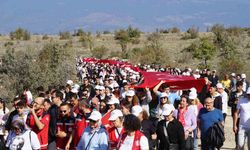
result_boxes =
[26,110,50,150]
[108,127,125,148]
[117,130,145,150]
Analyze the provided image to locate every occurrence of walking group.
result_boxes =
[0,57,250,150]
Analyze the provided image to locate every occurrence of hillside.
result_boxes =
[0,31,250,77]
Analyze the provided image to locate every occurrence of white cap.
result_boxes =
[189,91,197,99]
[109,76,114,80]
[126,90,135,97]
[122,80,128,83]
[231,73,236,77]
[190,87,197,93]
[107,97,120,105]
[162,104,175,116]
[195,69,199,72]
[109,109,123,121]
[216,83,224,89]
[247,87,250,94]
[241,73,246,79]
[95,85,100,90]
[73,84,80,89]
[113,82,119,88]
[131,105,143,117]
[66,80,73,85]
[99,86,105,90]
[88,111,102,121]
[160,93,168,98]
[71,88,79,93]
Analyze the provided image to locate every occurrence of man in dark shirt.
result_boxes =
[156,104,185,150]
[48,90,63,150]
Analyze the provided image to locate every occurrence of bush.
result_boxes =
[42,34,49,40]
[103,30,111,34]
[4,41,14,47]
[73,29,86,36]
[169,27,181,33]
[9,28,31,40]
[79,32,94,50]
[91,46,108,59]
[226,26,243,37]
[59,31,71,40]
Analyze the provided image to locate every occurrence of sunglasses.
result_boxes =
[160,97,167,99]
[60,110,67,113]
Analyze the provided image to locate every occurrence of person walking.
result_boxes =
[233,87,250,149]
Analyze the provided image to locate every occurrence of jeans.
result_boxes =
[238,127,250,150]
[193,128,198,150]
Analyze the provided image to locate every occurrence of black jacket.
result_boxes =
[205,122,225,149]
[141,119,157,150]
[156,119,185,150]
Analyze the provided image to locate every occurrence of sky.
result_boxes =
[0,0,250,34]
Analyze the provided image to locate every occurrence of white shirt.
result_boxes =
[6,130,40,150]
[119,135,149,150]
[220,91,228,114]
[237,97,250,129]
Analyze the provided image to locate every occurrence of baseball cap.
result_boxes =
[162,104,175,116]
[88,111,102,121]
[66,80,73,85]
[241,73,246,79]
[99,86,105,90]
[131,105,143,117]
[95,85,100,90]
[107,97,120,105]
[160,93,168,98]
[126,90,135,97]
[216,83,224,89]
[109,109,123,121]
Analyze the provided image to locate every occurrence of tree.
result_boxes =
[91,46,108,59]
[79,32,94,50]
[184,38,217,68]
[114,29,130,52]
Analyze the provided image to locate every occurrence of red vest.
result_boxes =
[108,127,125,148]
[26,110,50,150]
[117,130,145,150]
[56,116,75,149]
[74,115,88,148]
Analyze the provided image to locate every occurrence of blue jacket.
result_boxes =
[76,125,108,150]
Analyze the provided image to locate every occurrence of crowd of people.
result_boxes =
[0,57,250,150]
